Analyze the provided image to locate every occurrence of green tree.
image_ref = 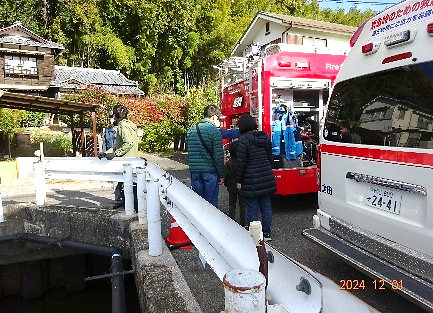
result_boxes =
[0,109,22,137]
[0,0,44,35]
[185,86,212,130]
[18,111,45,128]
[0,0,379,97]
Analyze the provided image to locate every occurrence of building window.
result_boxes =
[4,55,38,76]
[265,22,270,35]
[302,36,327,47]
[282,32,327,48]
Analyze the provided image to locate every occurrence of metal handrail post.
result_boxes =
[136,167,147,225]
[223,269,266,312]
[34,161,45,205]
[147,178,162,256]
[123,163,134,215]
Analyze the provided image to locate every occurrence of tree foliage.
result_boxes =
[1,0,378,95]
[0,0,379,153]
[0,109,22,137]
[61,88,122,131]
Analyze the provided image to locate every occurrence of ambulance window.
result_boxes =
[324,61,433,149]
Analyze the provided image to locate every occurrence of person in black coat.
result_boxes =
[224,140,246,227]
[236,114,277,241]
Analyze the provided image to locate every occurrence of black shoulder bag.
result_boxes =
[196,125,216,171]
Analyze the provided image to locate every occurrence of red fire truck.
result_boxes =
[217,43,348,195]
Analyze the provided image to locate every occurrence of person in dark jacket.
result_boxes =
[340,120,352,143]
[224,140,246,226]
[186,105,225,208]
[236,114,277,241]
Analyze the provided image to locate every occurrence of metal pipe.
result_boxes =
[0,234,126,313]
[136,167,147,225]
[112,252,126,313]
[147,178,162,256]
[85,270,135,281]
[147,161,259,278]
[123,163,134,215]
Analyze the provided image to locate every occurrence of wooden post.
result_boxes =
[71,113,76,156]
[92,110,97,157]
[80,112,85,156]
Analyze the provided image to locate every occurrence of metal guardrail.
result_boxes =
[15,155,377,313]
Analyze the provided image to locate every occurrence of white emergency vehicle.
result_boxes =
[303,0,433,311]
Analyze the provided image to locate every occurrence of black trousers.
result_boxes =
[115,182,138,212]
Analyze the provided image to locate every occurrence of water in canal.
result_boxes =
[0,244,141,313]
[1,278,141,313]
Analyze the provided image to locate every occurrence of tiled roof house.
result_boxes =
[0,21,144,96]
[0,21,64,91]
[52,66,145,96]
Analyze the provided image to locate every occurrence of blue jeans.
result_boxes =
[191,172,219,208]
[244,195,272,238]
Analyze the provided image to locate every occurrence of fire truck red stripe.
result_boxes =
[321,143,433,167]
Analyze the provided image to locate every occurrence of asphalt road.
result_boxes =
[2,153,429,313]
[157,152,428,313]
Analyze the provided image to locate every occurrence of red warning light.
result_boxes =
[362,43,373,54]
[382,52,412,64]
[427,23,433,34]
[277,61,291,67]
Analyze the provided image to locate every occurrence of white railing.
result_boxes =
[16,154,376,313]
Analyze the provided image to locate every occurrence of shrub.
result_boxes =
[19,111,45,128]
[121,96,165,127]
[139,120,183,153]
[61,88,122,132]
[30,130,72,157]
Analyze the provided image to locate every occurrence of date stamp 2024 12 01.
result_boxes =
[339,279,403,291]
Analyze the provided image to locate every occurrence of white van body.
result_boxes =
[303,0,433,311]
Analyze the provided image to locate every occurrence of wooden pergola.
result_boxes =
[0,90,99,157]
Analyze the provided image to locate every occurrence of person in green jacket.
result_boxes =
[102,105,139,159]
[186,105,225,208]
[98,105,139,210]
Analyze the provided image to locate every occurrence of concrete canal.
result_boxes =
[0,242,141,312]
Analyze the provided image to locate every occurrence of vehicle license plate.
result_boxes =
[365,185,402,214]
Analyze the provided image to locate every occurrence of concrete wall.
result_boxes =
[0,204,202,312]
